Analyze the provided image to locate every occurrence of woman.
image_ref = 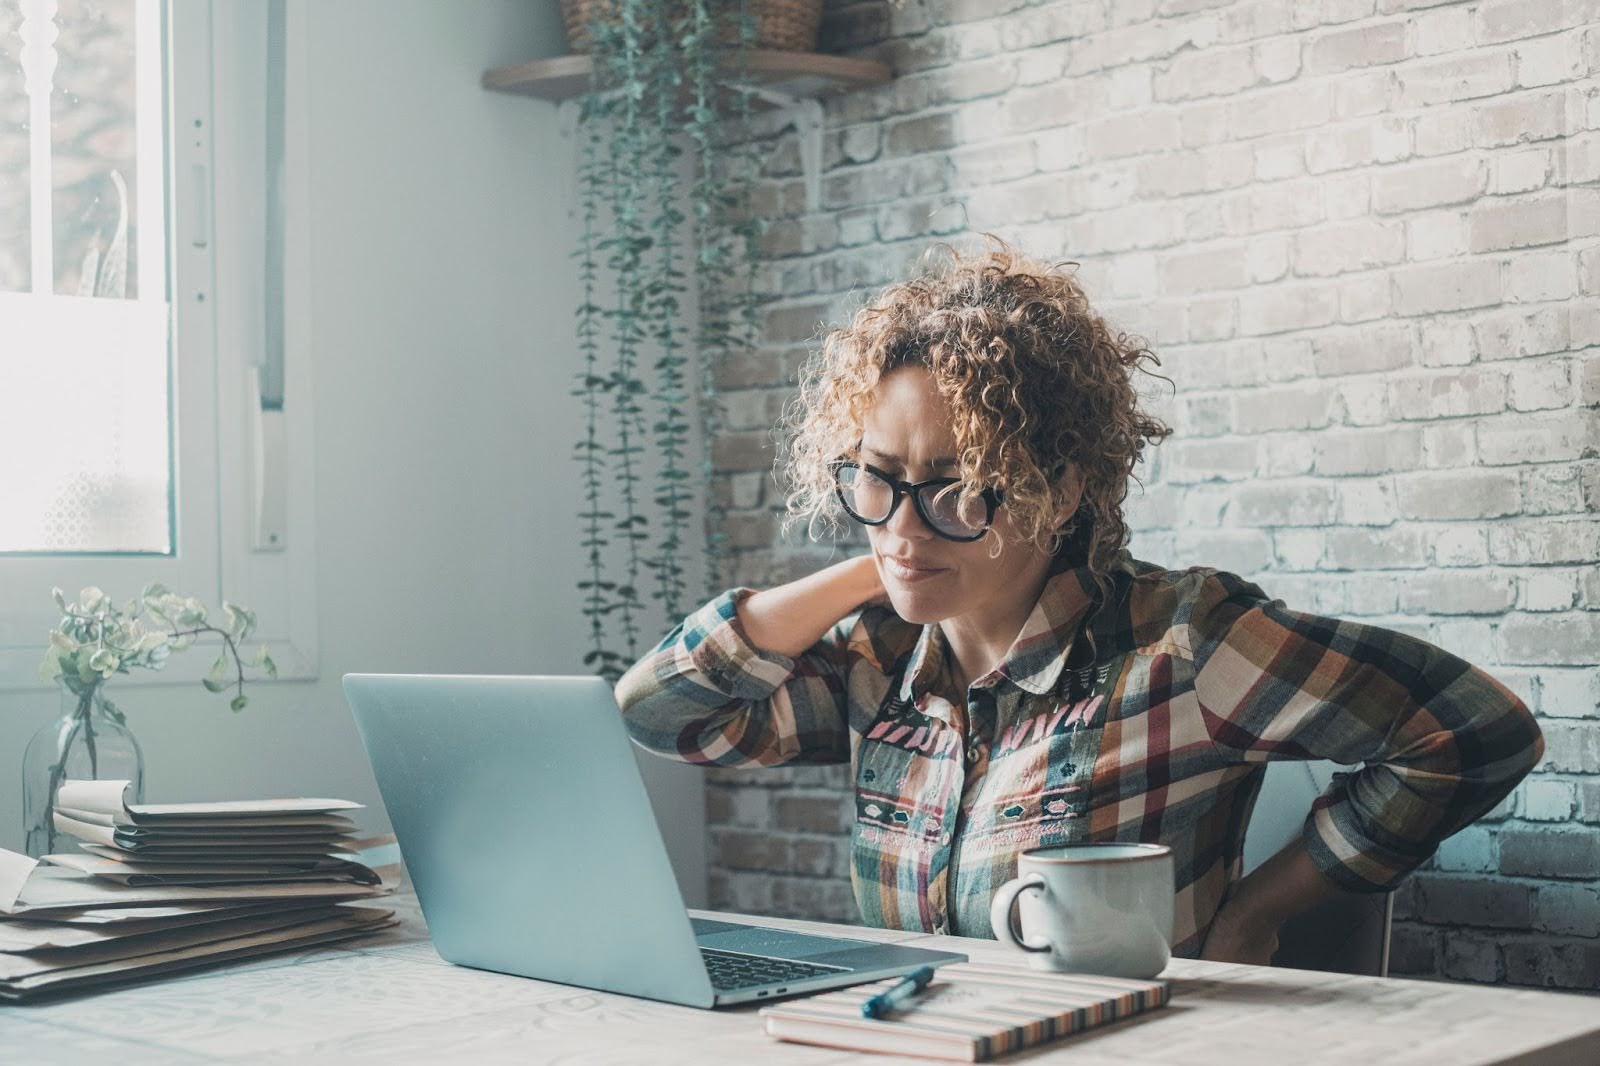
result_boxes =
[614,237,1544,964]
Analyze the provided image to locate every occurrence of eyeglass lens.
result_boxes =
[836,465,990,538]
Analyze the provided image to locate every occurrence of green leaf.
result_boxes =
[221,601,258,644]
[38,644,63,683]
[178,597,208,627]
[222,598,259,640]
[202,653,230,693]
[230,695,249,712]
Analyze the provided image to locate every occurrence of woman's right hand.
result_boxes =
[856,553,892,609]
[736,552,890,658]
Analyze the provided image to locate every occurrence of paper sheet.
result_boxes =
[0,850,38,912]
[0,900,340,952]
[42,853,381,888]
[55,807,358,836]
[0,848,397,915]
[0,899,299,926]
[56,780,362,825]
[0,904,374,979]
[53,805,357,833]
[54,811,357,850]
[0,908,396,999]
[44,853,372,879]
[76,844,340,868]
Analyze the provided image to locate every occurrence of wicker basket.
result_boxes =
[561,0,823,55]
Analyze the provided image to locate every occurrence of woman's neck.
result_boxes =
[937,552,1059,696]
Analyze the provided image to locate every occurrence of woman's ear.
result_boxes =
[1052,463,1085,528]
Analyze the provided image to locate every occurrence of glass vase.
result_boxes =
[22,685,145,858]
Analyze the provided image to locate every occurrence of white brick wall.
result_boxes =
[706,0,1600,990]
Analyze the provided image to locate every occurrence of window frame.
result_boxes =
[0,0,319,692]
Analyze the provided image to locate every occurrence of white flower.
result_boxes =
[88,648,120,677]
[149,592,187,620]
[134,631,169,653]
[178,596,207,626]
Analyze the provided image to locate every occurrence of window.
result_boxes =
[0,0,317,689]
[1,0,171,554]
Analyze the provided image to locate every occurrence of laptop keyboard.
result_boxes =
[700,946,850,991]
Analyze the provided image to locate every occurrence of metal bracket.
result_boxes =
[744,88,824,214]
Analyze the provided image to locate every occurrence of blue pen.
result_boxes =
[861,965,936,1019]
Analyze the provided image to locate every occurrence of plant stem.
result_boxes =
[82,691,100,777]
[39,691,92,856]
[167,624,249,699]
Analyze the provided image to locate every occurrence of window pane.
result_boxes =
[0,2,28,293]
[0,0,171,554]
[52,0,142,299]
[0,295,171,553]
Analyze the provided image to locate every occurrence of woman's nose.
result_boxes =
[887,491,932,539]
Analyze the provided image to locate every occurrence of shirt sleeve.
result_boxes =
[612,587,864,768]
[1188,571,1545,894]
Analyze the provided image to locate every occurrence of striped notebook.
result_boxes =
[759,961,1171,1062]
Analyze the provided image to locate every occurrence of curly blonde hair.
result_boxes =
[778,234,1173,607]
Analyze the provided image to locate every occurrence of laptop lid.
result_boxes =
[343,673,721,1008]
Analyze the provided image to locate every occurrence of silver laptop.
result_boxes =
[343,673,966,1008]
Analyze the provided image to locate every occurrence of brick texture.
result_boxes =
[691,0,1600,991]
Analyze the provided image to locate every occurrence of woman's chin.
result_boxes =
[886,589,951,624]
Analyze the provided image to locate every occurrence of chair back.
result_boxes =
[1243,760,1394,977]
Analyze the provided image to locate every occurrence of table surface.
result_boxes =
[6,883,1599,1065]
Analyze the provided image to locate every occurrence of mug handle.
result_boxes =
[989,871,1054,954]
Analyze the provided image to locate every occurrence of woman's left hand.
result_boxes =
[1198,899,1281,966]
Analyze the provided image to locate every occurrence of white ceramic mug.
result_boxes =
[988,842,1175,979]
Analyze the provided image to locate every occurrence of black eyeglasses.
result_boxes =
[830,459,1005,542]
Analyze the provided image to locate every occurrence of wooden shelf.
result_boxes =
[482,49,891,102]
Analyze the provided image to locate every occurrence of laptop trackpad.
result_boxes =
[693,919,876,960]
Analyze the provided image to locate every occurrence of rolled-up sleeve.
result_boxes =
[613,587,860,768]
[1189,573,1545,893]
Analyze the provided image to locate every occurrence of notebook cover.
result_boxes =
[760,961,1171,1062]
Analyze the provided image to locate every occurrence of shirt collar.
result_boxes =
[896,547,1135,703]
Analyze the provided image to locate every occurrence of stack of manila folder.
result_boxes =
[0,779,398,1000]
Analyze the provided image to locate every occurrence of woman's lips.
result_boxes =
[884,557,947,583]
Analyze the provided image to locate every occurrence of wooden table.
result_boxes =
[5,884,1598,1064]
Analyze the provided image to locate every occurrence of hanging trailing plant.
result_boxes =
[570,0,769,684]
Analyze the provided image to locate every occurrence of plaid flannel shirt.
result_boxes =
[614,548,1544,955]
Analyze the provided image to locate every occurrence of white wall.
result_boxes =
[0,0,707,908]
